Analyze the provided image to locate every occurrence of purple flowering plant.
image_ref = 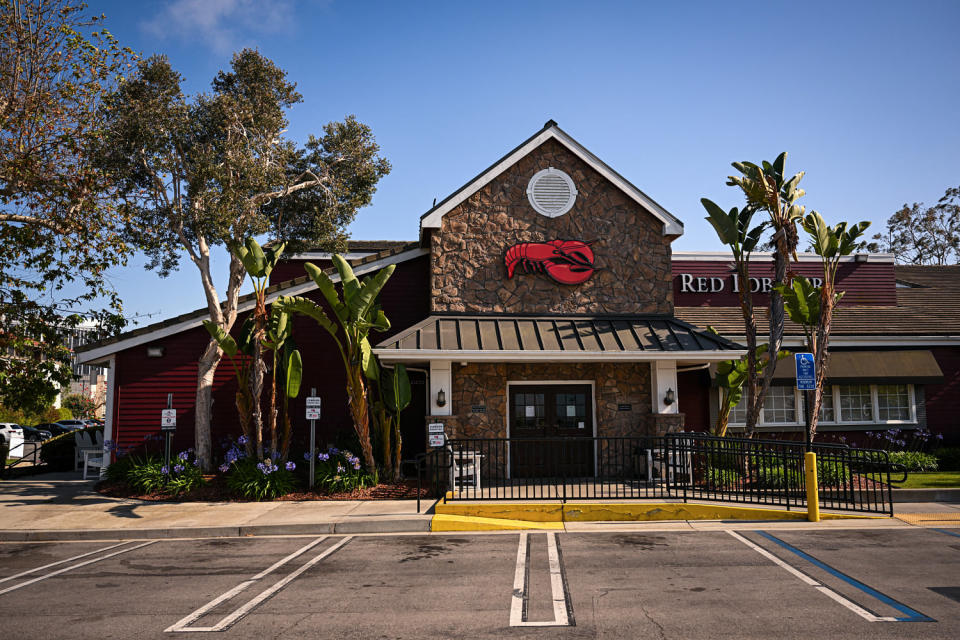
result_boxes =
[312,446,376,494]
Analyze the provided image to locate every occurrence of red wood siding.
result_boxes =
[678,369,711,431]
[925,346,960,445]
[110,254,431,457]
[672,260,896,307]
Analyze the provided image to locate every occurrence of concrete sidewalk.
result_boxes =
[1,473,957,541]
[0,473,434,541]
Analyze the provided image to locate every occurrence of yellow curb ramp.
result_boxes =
[895,512,960,526]
[434,501,882,526]
[431,514,565,531]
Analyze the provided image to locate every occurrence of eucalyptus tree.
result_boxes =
[100,51,389,469]
[0,0,135,411]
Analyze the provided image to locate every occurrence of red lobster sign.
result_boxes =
[504,240,598,285]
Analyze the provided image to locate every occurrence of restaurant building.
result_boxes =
[78,121,960,466]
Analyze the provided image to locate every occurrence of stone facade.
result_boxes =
[427,361,680,440]
[429,138,674,315]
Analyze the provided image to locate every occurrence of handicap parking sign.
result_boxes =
[795,352,815,390]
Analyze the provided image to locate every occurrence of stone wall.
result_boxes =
[428,361,655,440]
[430,138,674,315]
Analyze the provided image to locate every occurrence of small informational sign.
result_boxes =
[617,403,632,412]
[428,423,445,434]
[471,405,486,414]
[566,405,576,417]
[795,352,816,390]
[161,409,177,428]
[577,421,585,429]
[525,405,535,418]
[428,433,445,447]
[306,397,322,408]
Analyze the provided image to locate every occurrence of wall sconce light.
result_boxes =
[663,388,675,406]
[436,389,446,407]
[854,253,868,263]
[147,346,165,358]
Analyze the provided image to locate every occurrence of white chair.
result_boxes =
[82,449,103,479]
[75,431,99,471]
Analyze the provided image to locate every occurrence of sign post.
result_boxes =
[795,353,820,522]
[161,393,176,472]
[306,391,320,489]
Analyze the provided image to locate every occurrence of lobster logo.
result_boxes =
[504,240,598,286]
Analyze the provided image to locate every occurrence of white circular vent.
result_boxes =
[526,167,577,217]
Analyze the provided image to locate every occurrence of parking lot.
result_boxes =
[1,527,958,639]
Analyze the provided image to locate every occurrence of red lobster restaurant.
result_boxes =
[78,121,960,474]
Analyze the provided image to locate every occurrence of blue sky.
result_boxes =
[88,0,960,325]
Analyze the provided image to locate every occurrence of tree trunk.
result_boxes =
[752,234,789,434]
[195,339,222,472]
[269,353,278,460]
[347,366,376,471]
[392,421,403,482]
[738,261,759,437]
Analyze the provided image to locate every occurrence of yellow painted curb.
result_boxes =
[561,503,880,522]
[434,502,563,522]
[431,514,565,531]
[432,501,882,524]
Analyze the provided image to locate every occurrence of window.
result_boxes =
[877,385,911,421]
[762,387,797,424]
[838,385,873,422]
[727,384,915,427]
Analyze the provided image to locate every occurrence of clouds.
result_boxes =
[141,0,326,56]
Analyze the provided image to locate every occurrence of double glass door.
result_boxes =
[510,384,593,478]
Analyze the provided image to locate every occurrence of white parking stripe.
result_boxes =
[510,532,573,627]
[0,541,131,585]
[727,531,897,622]
[0,541,156,596]
[166,536,352,633]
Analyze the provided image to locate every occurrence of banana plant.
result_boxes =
[230,237,286,457]
[261,306,302,462]
[203,317,256,457]
[702,199,767,436]
[774,212,870,441]
[371,361,411,481]
[276,254,395,471]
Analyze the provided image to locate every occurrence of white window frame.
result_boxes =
[726,383,917,429]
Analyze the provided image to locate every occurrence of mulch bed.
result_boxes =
[96,475,430,503]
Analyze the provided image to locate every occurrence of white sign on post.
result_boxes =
[428,423,445,434]
[306,397,322,408]
[428,433,445,447]
[160,409,177,427]
[306,408,321,420]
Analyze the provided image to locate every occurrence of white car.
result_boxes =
[0,422,24,446]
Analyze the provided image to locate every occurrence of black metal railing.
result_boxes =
[429,433,897,515]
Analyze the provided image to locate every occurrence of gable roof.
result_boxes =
[77,242,428,364]
[419,120,684,237]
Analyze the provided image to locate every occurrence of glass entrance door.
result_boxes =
[510,384,593,478]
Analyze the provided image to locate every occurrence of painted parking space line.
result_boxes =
[166,536,352,633]
[931,528,960,539]
[0,541,131,585]
[0,541,156,597]
[729,530,932,622]
[509,532,574,627]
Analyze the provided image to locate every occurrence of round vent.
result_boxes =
[526,167,577,218]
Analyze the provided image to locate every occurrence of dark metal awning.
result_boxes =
[374,315,744,363]
[770,350,944,385]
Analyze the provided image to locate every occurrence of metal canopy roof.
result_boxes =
[374,315,744,362]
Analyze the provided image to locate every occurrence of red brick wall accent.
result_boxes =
[430,138,673,314]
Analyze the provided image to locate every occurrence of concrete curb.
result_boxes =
[0,518,432,542]
[893,488,960,502]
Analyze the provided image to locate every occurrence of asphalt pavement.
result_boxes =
[1,528,959,639]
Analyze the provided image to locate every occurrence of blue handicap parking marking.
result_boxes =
[757,531,933,622]
[931,528,960,539]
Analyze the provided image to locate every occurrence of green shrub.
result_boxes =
[313,447,376,493]
[704,467,741,488]
[887,451,939,472]
[934,447,960,472]
[755,465,790,490]
[125,454,167,493]
[816,458,851,487]
[226,458,297,500]
[62,394,96,419]
[105,454,136,483]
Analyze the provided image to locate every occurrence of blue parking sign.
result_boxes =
[795,352,815,390]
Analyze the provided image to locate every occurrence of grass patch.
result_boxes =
[896,471,960,489]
